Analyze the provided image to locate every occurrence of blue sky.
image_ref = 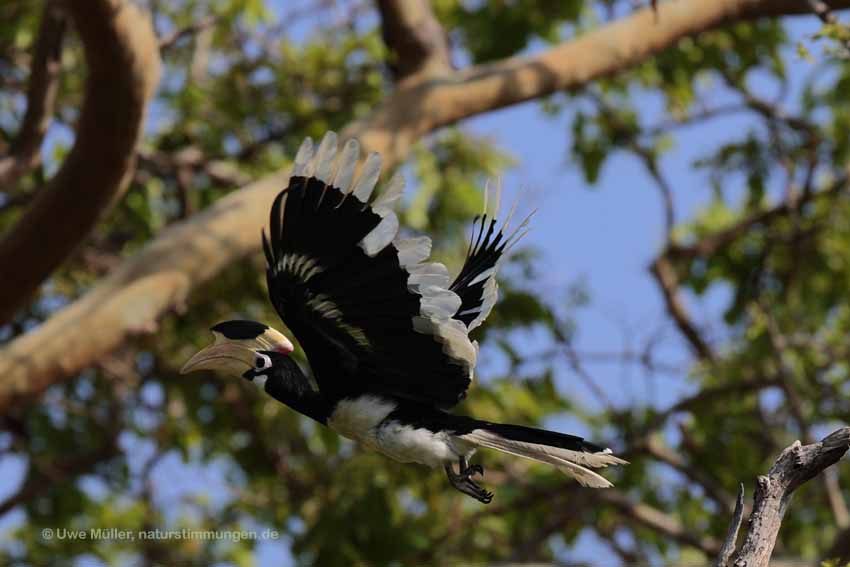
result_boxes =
[0,6,832,566]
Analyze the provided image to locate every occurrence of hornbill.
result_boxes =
[182,132,626,503]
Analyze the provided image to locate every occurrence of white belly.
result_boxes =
[326,395,474,467]
[375,421,475,467]
[326,395,395,452]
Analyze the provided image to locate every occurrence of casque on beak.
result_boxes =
[181,323,294,376]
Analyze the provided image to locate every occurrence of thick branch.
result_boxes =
[0,0,846,410]
[727,427,850,567]
[0,2,65,190]
[349,0,850,167]
[376,0,451,81]
[0,0,160,324]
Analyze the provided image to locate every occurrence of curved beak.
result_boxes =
[181,326,294,376]
[180,342,258,375]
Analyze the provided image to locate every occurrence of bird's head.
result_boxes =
[180,320,295,387]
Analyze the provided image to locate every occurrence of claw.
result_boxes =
[445,459,493,504]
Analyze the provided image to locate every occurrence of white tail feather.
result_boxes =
[460,429,627,488]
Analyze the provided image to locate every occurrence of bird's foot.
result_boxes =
[445,460,492,504]
[463,463,484,479]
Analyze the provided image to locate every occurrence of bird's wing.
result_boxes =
[450,182,532,331]
[263,133,476,408]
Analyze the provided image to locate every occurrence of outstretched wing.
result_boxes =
[450,183,532,331]
[263,133,476,408]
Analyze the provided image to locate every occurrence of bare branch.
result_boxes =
[0,2,65,190]
[0,0,161,325]
[729,427,850,567]
[376,0,451,81]
[714,484,746,567]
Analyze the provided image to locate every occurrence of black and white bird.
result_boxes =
[181,132,626,503]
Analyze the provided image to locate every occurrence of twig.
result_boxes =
[807,0,850,55]
[650,256,715,361]
[728,426,850,567]
[157,16,218,52]
[635,377,780,436]
[599,489,722,555]
[714,483,745,567]
[643,435,737,515]
[0,2,65,191]
[665,174,847,262]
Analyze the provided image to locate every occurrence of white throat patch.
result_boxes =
[252,374,268,390]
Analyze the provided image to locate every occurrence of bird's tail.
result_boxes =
[459,422,627,488]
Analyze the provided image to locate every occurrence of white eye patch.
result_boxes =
[252,353,272,389]
[254,353,272,370]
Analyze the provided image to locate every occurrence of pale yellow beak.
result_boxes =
[180,327,294,376]
[180,342,258,375]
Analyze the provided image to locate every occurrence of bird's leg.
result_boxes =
[458,455,484,479]
[445,457,493,504]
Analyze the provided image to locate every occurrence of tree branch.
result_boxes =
[157,15,218,52]
[0,0,161,325]
[0,434,118,518]
[0,2,65,191]
[807,0,850,55]
[714,483,745,567]
[650,256,715,361]
[598,489,722,555]
[376,0,451,82]
[0,0,847,410]
[665,172,847,262]
[642,435,737,515]
[726,427,850,567]
[635,377,780,436]
[349,0,850,167]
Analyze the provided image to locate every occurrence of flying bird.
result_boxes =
[182,132,626,503]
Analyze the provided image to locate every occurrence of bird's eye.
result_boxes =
[254,353,271,369]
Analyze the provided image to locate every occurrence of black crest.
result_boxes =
[211,320,269,340]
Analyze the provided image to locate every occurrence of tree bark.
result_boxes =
[376,0,452,81]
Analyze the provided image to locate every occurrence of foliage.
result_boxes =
[1,1,849,566]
